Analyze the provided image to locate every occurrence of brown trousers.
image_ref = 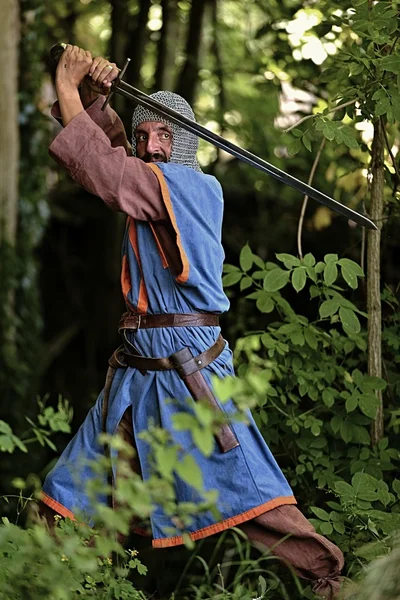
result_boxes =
[117,410,344,599]
[41,410,344,599]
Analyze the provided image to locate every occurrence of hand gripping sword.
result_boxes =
[50,43,377,230]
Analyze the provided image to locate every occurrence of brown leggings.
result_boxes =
[117,409,344,598]
[40,409,344,599]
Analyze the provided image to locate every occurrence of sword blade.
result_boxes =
[113,80,376,230]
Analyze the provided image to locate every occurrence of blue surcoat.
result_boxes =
[42,163,295,547]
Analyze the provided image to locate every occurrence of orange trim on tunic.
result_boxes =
[127,217,148,314]
[147,163,190,284]
[149,222,169,269]
[152,495,297,548]
[121,254,132,300]
[41,492,76,521]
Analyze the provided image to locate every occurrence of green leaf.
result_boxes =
[331,415,341,434]
[324,263,338,286]
[345,395,358,413]
[339,307,361,334]
[290,330,305,346]
[361,376,387,391]
[333,521,345,534]
[240,244,253,272]
[304,328,318,349]
[342,266,359,289]
[288,138,302,155]
[223,264,241,273]
[340,420,354,443]
[358,393,380,419]
[321,122,336,141]
[192,428,214,457]
[263,269,290,292]
[222,272,242,287]
[341,127,359,150]
[291,128,303,138]
[155,446,178,480]
[322,389,335,408]
[175,455,203,491]
[240,276,253,291]
[320,522,333,535]
[310,507,330,521]
[392,479,400,496]
[172,413,198,431]
[381,55,400,73]
[319,299,339,318]
[303,253,316,267]
[302,134,312,152]
[292,267,307,292]
[337,258,364,277]
[324,254,338,264]
[256,294,274,313]
[253,255,265,269]
[276,253,300,269]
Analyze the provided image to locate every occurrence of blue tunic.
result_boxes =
[42,163,295,547]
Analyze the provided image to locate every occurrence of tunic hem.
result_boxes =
[152,495,297,548]
[41,492,76,521]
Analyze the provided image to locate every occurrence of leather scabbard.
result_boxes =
[169,345,240,454]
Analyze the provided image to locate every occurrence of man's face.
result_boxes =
[135,121,172,163]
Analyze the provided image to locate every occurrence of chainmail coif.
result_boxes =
[131,91,202,172]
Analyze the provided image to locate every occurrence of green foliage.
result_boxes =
[0,405,307,599]
[224,244,399,575]
[0,396,72,456]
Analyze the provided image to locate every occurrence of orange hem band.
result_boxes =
[147,163,190,284]
[152,495,297,548]
[40,491,76,521]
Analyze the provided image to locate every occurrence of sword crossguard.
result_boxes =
[102,57,131,112]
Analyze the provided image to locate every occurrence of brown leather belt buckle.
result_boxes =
[119,313,142,331]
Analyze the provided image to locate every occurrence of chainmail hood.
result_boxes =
[131,91,202,172]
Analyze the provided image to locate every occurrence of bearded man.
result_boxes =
[41,45,343,598]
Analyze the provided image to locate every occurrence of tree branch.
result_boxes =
[297,137,326,259]
[380,116,400,195]
[285,98,358,133]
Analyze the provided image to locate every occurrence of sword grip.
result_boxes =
[49,43,67,72]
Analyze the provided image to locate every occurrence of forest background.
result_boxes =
[1,0,400,598]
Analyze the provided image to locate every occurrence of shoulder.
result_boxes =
[156,163,223,198]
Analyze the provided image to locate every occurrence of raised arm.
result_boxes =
[51,45,166,222]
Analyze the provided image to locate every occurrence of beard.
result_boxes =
[141,151,168,163]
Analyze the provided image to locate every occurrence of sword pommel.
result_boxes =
[49,43,67,71]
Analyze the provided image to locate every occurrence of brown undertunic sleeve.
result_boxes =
[48,98,168,222]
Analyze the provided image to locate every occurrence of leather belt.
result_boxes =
[119,312,219,331]
[103,312,239,454]
[122,334,225,373]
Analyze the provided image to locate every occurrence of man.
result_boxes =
[41,45,343,598]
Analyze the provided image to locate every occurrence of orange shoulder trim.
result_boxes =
[152,495,297,548]
[147,163,189,284]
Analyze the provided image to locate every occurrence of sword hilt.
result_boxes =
[49,42,68,73]
[101,57,131,111]
[49,43,130,108]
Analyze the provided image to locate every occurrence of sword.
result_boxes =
[50,43,377,230]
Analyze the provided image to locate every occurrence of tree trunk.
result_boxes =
[368,118,385,445]
[126,0,151,89]
[154,0,179,91]
[175,0,208,105]
[0,0,19,249]
[0,0,20,346]
[110,0,130,116]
